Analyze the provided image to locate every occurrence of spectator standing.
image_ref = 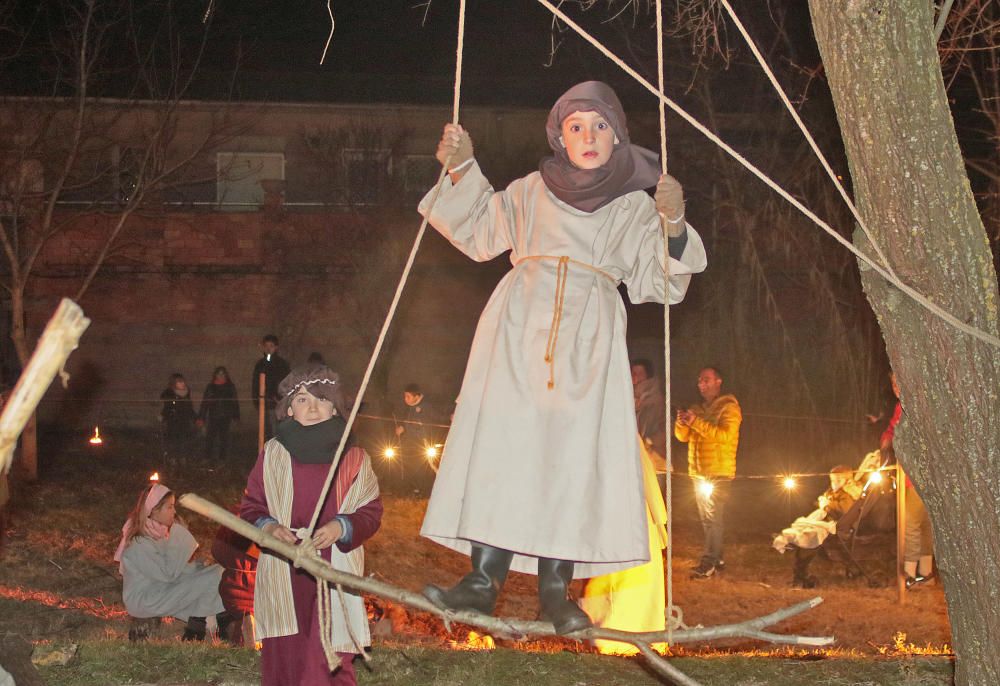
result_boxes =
[630,358,668,472]
[675,366,742,579]
[200,366,240,461]
[881,372,934,588]
[160,374,197,466]
[251,335,291,439]
[393,383,440,495]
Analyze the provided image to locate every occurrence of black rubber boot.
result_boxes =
[537,558,592,635]
[182,616,207,641]
[423,544,514,615]
[216,611,242,645]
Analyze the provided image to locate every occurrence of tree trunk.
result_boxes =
[809,2,1000,684]
[10,288,38,482]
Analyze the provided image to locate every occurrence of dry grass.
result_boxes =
[0,430,954,684]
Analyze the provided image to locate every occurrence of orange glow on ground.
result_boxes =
[0,584,127,620]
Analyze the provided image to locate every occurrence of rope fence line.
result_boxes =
[534,0,1000,350]
[40,396,879,427]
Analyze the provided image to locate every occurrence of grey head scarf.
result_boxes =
[538,81,660,213]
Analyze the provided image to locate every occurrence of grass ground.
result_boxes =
[1,429,954,685]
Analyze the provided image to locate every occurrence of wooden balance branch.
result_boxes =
[0,299,91,475]
[180,493,834,686]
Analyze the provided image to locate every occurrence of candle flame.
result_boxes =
[88,427,103,445]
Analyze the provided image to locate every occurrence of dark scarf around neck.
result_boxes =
[275,416,350,464]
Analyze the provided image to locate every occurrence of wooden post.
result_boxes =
[257,372,266,453]
[0,299,91,476]
[897,462,907,604]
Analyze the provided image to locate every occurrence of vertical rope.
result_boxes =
[303,0,467,669]
[655,0,674,647]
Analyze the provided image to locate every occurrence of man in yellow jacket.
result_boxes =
[675,366,742,578]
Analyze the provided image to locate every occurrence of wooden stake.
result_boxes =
[0,299,90,475]
[258,372,266,453]
[897,462,907,604]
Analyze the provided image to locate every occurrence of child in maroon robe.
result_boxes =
[241,366,382,686]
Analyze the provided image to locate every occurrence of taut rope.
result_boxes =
[299,0,468,670]
[654,0,677,646]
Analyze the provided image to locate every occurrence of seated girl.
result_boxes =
[115,482,228,640]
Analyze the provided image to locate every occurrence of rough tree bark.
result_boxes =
[809,2,1000,685]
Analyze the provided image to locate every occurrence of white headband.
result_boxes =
[285,377,338,398]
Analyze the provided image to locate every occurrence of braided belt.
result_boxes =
[515,255,616,390]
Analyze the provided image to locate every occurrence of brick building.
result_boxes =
[1,95,719,436]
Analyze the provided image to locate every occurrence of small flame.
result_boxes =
[449,630,495,651]
[149,472,160,482]
[88,427,103,445]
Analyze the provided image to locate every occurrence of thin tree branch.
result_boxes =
[179,493,833,686]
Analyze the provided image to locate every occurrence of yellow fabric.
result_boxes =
[580,439,668,655]
[675,394,741,479]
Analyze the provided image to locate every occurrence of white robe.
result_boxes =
[120,523,225,620]
[418,162,707,577]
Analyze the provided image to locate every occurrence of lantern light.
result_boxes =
[88,427,103,445]
[424,445,440,460]
[783,476,797,490]
[382,447,397,460]
[697,480,714,497]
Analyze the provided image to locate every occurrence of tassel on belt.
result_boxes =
[515,255,616,390]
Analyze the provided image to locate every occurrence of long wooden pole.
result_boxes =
[0,299,90,475]
[257,372,266,453]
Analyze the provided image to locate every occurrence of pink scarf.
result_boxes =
[114,483,172,564]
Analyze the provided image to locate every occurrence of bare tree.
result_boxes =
[808,2,1000,684]
[0,0,238,478]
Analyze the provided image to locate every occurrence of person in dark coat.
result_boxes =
[200,366,241,461]
[160,374,197,465]
[251,335,291,439]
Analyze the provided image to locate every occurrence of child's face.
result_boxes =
[829,472,848,492]
[287,387,335,426]
[174,379,187,394]
[150,495,176,528]
[403,391,422,407]
[560,110,617,170]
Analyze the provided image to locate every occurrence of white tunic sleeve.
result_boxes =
[622,197,707,305]
[417,160,515,262]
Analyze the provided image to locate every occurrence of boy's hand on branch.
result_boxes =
[263,522,298,545]
[655,174,685,237]
[313,519,344,550]
[436,124,473,181]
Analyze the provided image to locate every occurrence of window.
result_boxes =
[217,152,285,211]
[343,148,391,206]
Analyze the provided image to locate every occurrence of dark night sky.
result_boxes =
[3,0,819,110]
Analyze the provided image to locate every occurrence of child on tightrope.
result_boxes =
[241,366,382,686]
[115,482,229,641]
[417,81,707,634]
